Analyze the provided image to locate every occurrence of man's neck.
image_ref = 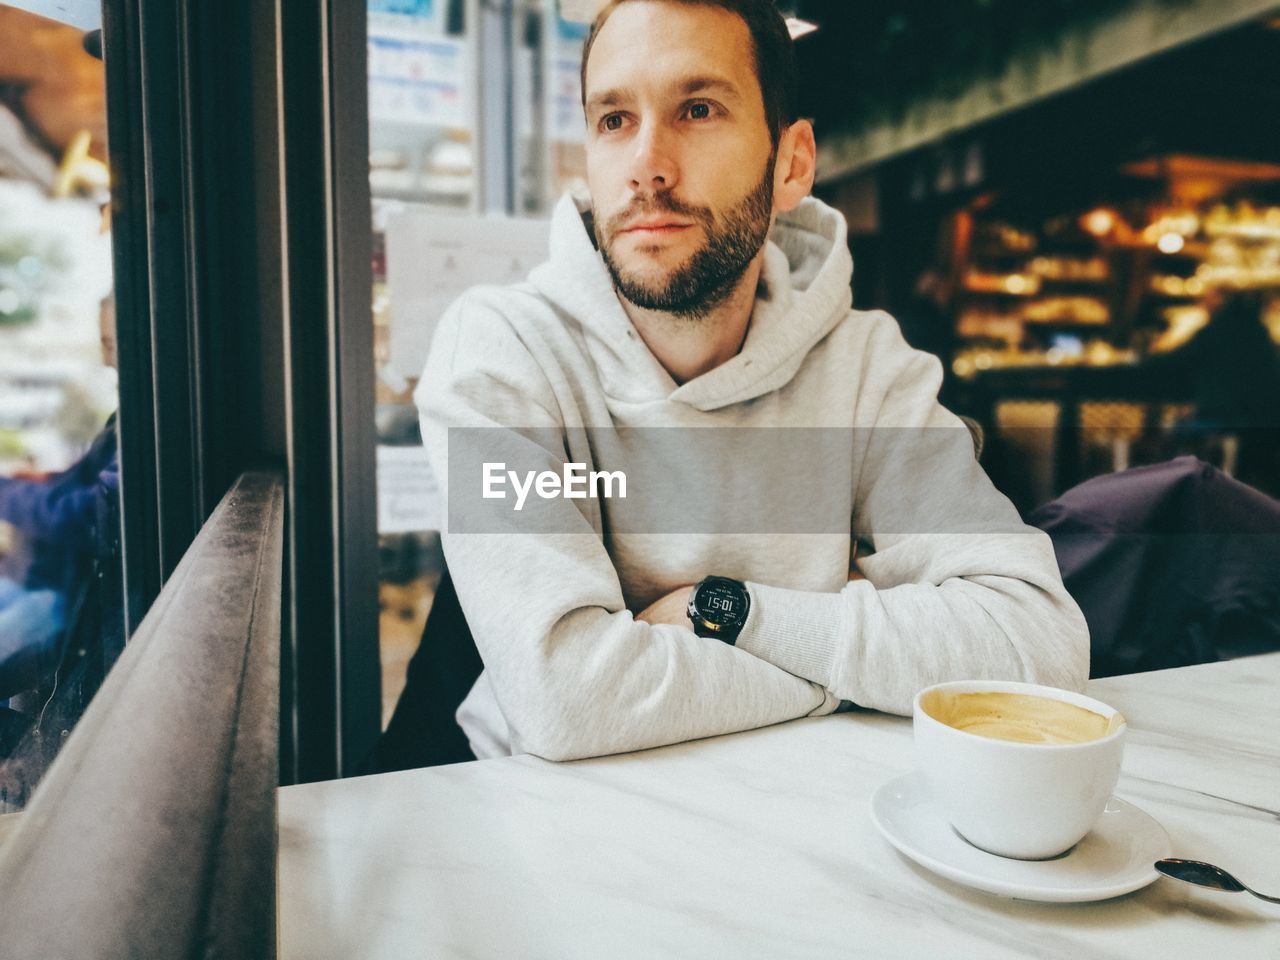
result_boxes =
[618,254,765,386]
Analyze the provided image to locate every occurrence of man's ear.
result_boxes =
[772,119,816,214]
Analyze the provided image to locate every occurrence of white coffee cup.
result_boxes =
[913,680,1127,860]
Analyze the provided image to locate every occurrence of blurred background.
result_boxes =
[0,7,113,479]
[798,0,1280,512]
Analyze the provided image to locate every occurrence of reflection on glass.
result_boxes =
[0,5,121,811]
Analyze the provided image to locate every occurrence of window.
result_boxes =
[367,0,589,728]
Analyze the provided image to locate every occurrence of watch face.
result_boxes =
[697,579,746,627]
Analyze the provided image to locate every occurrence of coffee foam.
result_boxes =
[925,691,1122,744]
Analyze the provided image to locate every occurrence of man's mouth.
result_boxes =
[622,220,692,235]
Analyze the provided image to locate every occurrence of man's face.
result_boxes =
[583,1,777,318]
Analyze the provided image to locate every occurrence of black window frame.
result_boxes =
[100,0,380,784]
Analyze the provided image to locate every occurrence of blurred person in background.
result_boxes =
[1147,289,1280,495]
[0,294,122,807]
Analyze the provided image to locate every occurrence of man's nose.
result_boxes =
[627,121,678,193]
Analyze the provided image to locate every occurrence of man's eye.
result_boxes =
[601,114,624,132]
[687,102,713,120]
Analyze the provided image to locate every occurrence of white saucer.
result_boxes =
[870,771,1171,902]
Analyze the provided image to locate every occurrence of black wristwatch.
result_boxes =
[687,576,751,644]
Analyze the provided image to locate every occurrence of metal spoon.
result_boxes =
[1155,859,1280,904]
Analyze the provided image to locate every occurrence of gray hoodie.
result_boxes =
[417,193,1089,761]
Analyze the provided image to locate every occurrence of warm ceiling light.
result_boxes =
[786,17,819,39]
[1157,232,1185,254]
[1082,208,1117,237]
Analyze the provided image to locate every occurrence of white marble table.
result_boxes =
[279,654,1280,958]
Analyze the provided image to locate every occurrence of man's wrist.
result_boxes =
[734,581,844,686]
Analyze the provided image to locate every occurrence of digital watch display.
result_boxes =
[687,576,750,644]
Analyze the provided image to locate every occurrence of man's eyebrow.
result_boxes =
[584,76,744,114]
[584,88,632,114]
[677,76,743,101]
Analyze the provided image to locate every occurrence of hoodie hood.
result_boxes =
[527,192,853,412]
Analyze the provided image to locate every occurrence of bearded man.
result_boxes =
[412,0,1088,761]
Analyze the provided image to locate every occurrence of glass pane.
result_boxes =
[0,5,122,811]
[368,0,472,727]
[369,0,589,728]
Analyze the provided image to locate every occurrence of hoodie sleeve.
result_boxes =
[417,292,834,762]
[735,313,1090,714]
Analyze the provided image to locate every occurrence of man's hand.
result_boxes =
[636,584,695,627]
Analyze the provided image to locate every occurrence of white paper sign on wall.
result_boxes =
[377,444,439,534]
[385,211,550,380]
[368,31,467,128]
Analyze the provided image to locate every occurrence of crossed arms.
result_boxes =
[419,301,1089,761]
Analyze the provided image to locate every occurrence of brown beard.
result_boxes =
[595,153,775,321]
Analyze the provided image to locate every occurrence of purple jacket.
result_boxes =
[1030,457,1280,677]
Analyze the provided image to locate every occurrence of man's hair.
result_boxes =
[579,0,798,147]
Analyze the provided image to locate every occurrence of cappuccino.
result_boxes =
[913,681,1129,859]
[922,690,1122,745]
